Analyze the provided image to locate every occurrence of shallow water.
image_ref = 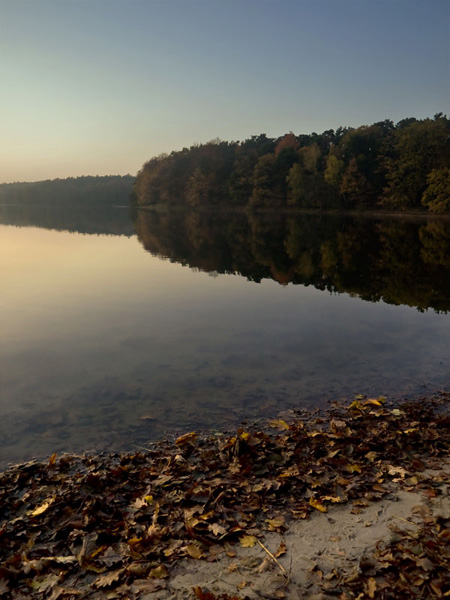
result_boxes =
[1,206,449,468]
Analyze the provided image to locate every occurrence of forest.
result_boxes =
[0,175,134,207]
[134,115,450,213]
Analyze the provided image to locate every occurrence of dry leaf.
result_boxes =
[175,432,197,446]
[186,544,204,559]
[268,419,290,430]
[240,535,257,547]
[29,498,55,517]
[149,565,168,579]
[309,497,327,513]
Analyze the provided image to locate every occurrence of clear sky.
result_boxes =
[1,0,449,183]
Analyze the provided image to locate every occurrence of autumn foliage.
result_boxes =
[0,395,449,598]
[134,115,450,213]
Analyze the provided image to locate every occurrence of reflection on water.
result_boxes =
[135,209,450,312]
[1,206,449,468]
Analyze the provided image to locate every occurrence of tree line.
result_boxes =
[0,175,135,207]
[134,114,450,212]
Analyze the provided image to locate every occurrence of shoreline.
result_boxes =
[1,392,449,598]
[134,203,450,220]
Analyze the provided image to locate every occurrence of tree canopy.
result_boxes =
[134,115,450,213]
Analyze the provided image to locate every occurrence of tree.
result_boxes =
[421,168,450,212]
[250,154,283,208]
[186,168,211,206]
[382,117,450,209]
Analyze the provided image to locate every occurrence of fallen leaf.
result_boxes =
[266,516,285,530]
[209,522,227,536]
[240,535,258,547]
[309,497,327,513]
[175,432,197,446]
[275,541,287,558]
[29,497,55,517]
[94,569,123,588]
[366,577,377,598]
[149,565,168,579]
[186,544,204,559]
[268,419,290,430]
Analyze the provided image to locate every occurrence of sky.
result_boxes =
[1,0,449,183]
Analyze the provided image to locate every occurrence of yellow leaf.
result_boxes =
[364,398,382,407]
[309,497,327,513]
[48,453,57,466]
[239,431,251,441]
[145,495,153,504]
[344,464,362,473]
[29,498,54,517]
[127,537,142,547]
[406,476,418,486]
[149,565,168,579]
[366,577,377,598]
[268,419,290,430]
[266,516,285,530]
[240,535,257,548]
[322,495,344,503]
[186,544,204,559]
[175,432,197,446]
[349,400,362,409]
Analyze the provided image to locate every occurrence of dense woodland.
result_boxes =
[134,115,450,212]
[0,175,134,207]
[135,210,450,313]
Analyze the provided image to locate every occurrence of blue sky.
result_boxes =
[1,0,448,183]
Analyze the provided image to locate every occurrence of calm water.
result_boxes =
[1,205,450,468]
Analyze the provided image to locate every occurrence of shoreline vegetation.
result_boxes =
[133,115,450,214]
[0,175,134,207]
[1,393,449,599]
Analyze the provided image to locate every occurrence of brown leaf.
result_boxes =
[209,522,227,536]
[275,541,287,558]
[366,577,377,598]
[176,432,198,446]
[94,568,124,588]
[186,544,204,559]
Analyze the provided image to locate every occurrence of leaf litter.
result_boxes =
[0,393,449,599]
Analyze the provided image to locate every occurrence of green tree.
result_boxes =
[382,117,450,209]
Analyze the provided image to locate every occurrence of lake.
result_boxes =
[1,205,449,468]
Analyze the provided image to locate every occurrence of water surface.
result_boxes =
[1,206,449,468]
